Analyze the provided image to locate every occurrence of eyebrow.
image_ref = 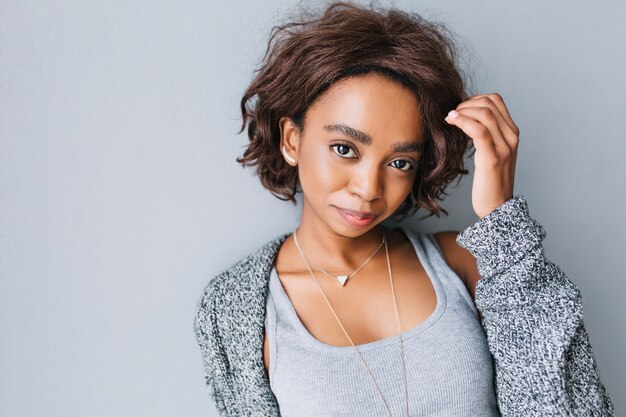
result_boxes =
[323,123,422,153]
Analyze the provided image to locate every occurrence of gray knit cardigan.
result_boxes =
[193,195,614,416]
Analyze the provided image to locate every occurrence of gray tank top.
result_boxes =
[264,226,500,417]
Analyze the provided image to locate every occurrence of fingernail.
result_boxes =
[447,110,459,119]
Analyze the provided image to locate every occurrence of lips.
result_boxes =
[335,207,377,219]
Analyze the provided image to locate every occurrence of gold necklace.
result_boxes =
[314,232,385,287]
[292,228,409,417]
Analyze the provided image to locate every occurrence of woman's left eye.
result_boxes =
[390,160,416,172]
[330,143,416,172]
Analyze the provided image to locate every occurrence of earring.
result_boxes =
[282,145,297,165]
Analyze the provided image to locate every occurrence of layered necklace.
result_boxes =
[292,228,409,417]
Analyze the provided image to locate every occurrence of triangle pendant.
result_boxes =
[336,275,349,287]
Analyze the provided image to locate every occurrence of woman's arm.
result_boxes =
[455,195,614,416]
[193,274,237,417]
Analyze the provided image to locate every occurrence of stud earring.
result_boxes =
[282,145,297,165]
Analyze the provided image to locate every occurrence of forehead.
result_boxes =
[304,72,423,142]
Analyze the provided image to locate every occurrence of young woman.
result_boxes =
[194,2,614,416]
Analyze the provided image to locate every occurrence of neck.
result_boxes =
[294,200,387,272]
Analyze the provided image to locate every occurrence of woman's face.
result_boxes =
[280,72,423,237]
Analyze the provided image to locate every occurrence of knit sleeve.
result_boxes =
[193,274,237,417]
[455,195,614,416]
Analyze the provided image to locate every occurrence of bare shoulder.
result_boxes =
[432,231,481,300]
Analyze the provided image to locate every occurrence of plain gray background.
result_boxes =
[1,0,624,416]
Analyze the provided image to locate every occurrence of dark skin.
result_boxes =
[263,72,520,375]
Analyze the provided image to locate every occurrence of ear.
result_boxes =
[278,116,300,160]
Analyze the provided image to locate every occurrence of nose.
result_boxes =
[348,162,384,202]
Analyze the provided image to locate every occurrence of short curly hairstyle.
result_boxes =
[236,1,475,220]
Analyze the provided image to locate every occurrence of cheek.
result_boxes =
[385,177,415,204]
[299,148,346,189]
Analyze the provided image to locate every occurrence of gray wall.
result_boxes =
[1,1,623,416]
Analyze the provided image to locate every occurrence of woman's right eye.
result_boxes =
[330,144,357,158]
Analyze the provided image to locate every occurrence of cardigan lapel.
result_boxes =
[220,231,291,416]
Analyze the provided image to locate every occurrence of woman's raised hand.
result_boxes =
[445,93,520,219]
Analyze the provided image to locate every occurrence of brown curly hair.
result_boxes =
[236,1,475,220]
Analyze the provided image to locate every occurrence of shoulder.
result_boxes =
[202,231,291,293]
[193,249,265,351]
[193,231,291,334]
[432,230,481,300]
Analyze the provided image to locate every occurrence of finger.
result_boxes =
[457,96,518,149]
[445,110,498,162]
[451,106,511,156]
[467,93,519,137]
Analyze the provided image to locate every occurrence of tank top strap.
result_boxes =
[397,226,478,316]
[264,277,279,381]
